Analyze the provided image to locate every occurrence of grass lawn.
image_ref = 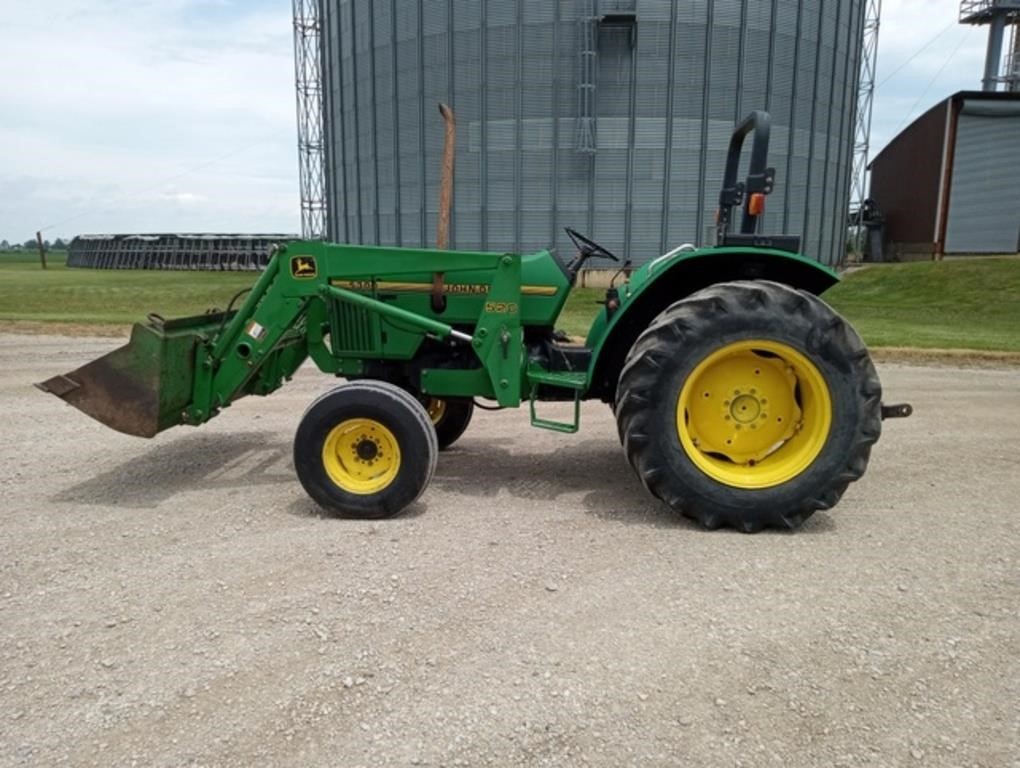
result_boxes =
[556,288,603,338]
[2,251,1018,352]
[824,258,1020,352]
[0,251,254,326]
[560,257,1020,351]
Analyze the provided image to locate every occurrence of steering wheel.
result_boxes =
[564,227,620,263]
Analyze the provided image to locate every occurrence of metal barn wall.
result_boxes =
[868,100,947,255]
[944,104,1020,254]
[320,0,864,266]
[67,234,296,270]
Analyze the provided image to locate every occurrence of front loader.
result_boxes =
[38,111,910,531]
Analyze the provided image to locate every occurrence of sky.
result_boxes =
[0,0,997,244]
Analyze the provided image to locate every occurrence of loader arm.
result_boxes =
[37,241,533,436]
[203,243,529,414]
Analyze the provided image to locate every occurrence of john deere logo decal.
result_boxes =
[290,255,317,279]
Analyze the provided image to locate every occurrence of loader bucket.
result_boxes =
[35,312,231,438]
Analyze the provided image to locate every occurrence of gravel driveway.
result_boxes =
[1,333,1017,767]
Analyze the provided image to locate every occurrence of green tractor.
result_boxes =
[38,112,910,531]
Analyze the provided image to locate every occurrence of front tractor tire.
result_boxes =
[615,281,882,532]
[294,381,438,519]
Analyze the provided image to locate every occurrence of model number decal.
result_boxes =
[329,279,557,297]
[485,301,518,314]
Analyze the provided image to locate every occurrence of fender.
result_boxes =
[584,246,839,402]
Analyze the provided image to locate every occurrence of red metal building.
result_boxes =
[868,90,1020,259]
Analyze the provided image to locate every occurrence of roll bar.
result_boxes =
[716,111,776,241]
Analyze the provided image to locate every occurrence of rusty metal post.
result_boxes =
[436,103,456,250]
[36,231,47,270]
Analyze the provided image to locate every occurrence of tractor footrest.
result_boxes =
[526,370,586,433]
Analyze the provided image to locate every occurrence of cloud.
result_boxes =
[0,0,299,241]
[159,192,207,205]
[0,0,1002,241]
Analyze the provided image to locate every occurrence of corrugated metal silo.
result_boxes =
[320,0,864,266]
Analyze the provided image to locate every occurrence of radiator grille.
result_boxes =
[328,298,381,355]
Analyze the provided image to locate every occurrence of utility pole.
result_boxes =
[36,230,47,270]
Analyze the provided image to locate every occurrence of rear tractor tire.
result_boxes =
[294,381,438,519]
[420,396,474,450]
[615,281,882,532]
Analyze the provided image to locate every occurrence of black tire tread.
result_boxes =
[295,381,438,517]
[615,280,882,531]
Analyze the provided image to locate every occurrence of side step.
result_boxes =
[526,369,587,434]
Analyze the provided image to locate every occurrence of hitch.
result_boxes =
[881,403,913,420]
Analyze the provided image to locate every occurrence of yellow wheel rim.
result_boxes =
[676,340,832,489]
[425,398,447,426]
[321,418,401,495]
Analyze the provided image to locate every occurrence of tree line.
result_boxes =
[1,238,70,251]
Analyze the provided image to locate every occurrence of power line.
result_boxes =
[876,19,958,90]
[892,31,970,136]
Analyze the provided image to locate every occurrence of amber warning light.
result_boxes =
[748,193,766,216]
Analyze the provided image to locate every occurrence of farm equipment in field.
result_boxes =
[38,111,910,531]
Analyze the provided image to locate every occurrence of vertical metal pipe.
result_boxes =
[983,14,1006,91]
[446,0,457,248]
[1011,23,1020,92]
[936,98,961,259]
[933,99,954,253]
[436,104,457,250]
